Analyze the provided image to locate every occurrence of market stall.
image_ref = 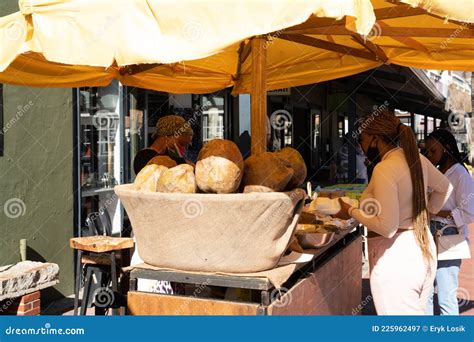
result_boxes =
[0,0,473,316]
[126,225,362,315]
[111,135,366,315]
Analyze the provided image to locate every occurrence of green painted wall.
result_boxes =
[0,0,17,18]
[0,86,75,300]
[1,0,75,300]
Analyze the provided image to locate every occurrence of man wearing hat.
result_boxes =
[133,114,194,175]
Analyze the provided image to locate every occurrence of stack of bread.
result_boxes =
[133,140,307,194]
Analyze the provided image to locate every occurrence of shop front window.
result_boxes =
[427,117,434,135]
[337,113,348,138]
[414,114,425,142]
[395,109,412,127]
[77,81,123,236]
[201,94,225,143]
[269,108,293,151]
[311,108,321,170]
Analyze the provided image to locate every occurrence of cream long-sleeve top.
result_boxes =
[349,147,453,238]
[431,163,474,238]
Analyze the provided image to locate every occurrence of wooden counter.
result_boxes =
[127,226,363,315]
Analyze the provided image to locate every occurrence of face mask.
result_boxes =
[176,144,186,157]
[438,150,449,167]
[167,144,184,158]
[365,137,381,167]
[167,143,186,159]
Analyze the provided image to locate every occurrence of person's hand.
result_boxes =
[333,198,352,220]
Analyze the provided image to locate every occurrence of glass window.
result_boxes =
[337,112,348,138]
[145,90,171,141]
[311,108,321,170]
[395,109,411,127]
[414,114,425,142]
[124,87,147,181]
[269,112,293,151]
[77,81,122,235]
[201,94,225,143]
[427,117,434,135]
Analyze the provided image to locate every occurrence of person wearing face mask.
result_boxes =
[131,114,193,296]
[334,110,452,315]
[133,115,194,175]
[424,129,474,315]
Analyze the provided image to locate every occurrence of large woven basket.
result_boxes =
[115,184,305,273]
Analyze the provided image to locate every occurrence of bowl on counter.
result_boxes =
[296,231,335,249]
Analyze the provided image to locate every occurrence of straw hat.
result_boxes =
[153,115,193,138]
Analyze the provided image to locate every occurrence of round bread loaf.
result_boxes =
[196,139,244,193]
[275,147,307,190]
[242,152,294,192]
[156,164,197,193]
[134,164,168,192]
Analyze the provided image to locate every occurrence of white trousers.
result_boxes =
[369,230,437,315]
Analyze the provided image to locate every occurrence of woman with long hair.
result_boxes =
[425,129,474,315]
[335,110,452,314]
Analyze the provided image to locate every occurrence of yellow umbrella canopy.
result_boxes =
[0,0,378,92]
[1,0,472,94]
[129,0,474,94]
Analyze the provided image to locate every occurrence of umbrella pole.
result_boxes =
[250,36,267,155]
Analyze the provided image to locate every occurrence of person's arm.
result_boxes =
[451,171,474,227]
[349,165,400,238]
[422,155,453,214]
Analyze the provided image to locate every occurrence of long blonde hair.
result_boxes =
[363,110,432,261]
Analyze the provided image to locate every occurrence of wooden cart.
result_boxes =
[127,225,363,315]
